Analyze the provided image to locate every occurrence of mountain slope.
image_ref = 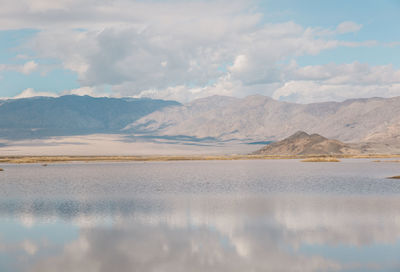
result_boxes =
[126,95,400,143]
[253,131,359,155]
[0,95,179,138]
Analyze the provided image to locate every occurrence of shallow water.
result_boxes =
[0,159,400,272]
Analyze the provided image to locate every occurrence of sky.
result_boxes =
[0,0,399,103]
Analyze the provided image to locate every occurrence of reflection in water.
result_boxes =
[0,160,400,271]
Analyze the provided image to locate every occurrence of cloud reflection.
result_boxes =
[0,194,396,272]
[32,219,339,272]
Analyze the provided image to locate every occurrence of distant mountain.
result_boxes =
[126,95,400,144]
[2,94,400,154]
[252,131,359,155]
[0,95,179,139]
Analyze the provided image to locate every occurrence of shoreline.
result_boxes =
[1,154,400,164]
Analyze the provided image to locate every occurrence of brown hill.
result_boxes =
[253,131,359,156]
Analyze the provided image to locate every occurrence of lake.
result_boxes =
[0,159,400,272]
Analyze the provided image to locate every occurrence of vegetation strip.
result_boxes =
[373,160,400,163]
[0,154,400,164]
[301,157,340,162]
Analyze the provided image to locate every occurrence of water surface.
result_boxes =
[0,160,400,272]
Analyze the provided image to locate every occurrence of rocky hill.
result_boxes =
[252,131,360,155]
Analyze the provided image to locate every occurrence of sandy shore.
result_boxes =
[0,134,399,164]
[0,134,263,156]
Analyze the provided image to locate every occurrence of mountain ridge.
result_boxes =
[0,95,180,139]
[127,94,400,145]
[1,94,400,154]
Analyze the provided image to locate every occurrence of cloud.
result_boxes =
[229,55,249,73]
[0,0,392,103]
[11,86,111,99]
[14,88,58,99]
[7,86,113,100]
[20,60,38,74]
[133,61,400,103]
[32,219,340,272]
[61,86,110,97]
[272,62,400,103]
[274,81,400,104]
[0,60,38,75]
[17,194,400,272]
[0,0,259,30]
[336,21,362,34]
[30,18,374,102]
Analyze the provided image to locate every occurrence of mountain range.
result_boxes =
[127,95,400,145]
[0,95,179,139]
[1,94,400,153]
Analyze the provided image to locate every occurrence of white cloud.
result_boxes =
[14,88,58,99]
[229,55,248,73]
[134,61,400,103]
[131,74,244,102]
[292,62,400,84]
[9,86,113,100]
[20,60,38,74]
[0,0,259,31]
[30,18,374,101]
[0,0,392,103]
[270,62,400,103]
[273,81,400,104]
[336,21,362,34]
[62,86,111,97]
[0,60,38,75]
[25,0,73,12]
